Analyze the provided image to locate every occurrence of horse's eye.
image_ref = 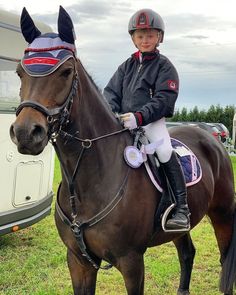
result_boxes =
[60,68,73,78]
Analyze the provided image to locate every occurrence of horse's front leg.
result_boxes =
[67,248,100,295]
[117,251,145,295]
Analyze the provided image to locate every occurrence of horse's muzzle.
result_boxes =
[10,119,49,155]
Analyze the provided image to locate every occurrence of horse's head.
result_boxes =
[10,6,78,155]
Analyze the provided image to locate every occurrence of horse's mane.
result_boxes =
[76,57,117,119]
[77,58,102,92]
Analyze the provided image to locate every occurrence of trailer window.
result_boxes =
[0,58,20,113]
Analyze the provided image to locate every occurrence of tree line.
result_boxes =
[169,104,236,136]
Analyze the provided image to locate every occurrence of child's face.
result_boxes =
[132,29,161,52]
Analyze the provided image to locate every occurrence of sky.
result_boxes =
[1,0,236,110]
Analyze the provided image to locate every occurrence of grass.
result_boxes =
[231,156,236,181]
[0,157,235,295]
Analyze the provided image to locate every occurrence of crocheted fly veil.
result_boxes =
[20,6,76,77]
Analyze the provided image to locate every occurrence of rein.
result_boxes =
[59,128,128,148]
[54,127,128,219]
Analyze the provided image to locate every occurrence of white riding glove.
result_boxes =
[120,113,138,130]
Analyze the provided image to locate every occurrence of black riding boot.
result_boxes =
[161,151,190,230]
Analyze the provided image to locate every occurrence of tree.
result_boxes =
[189,106,199,122]
[180,107,188,121]
[198,110,206,122]
[170,104,236,137]
[206,104,224,123]
[223,105,235,136]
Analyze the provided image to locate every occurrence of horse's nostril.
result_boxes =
[9,124,16,140]
[32,124,46,139]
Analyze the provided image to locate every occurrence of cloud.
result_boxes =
[165,14,214,34]
[4,1,235,110]
[66,0,133,23]
[184,35,208,40]
[33,12,58,27]
[165,12,236,38]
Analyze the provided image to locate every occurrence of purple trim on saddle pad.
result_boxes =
[21,33,76,77]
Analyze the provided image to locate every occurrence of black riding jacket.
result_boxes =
[103,50,179,126]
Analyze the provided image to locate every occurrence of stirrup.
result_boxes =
[161,204,190,233]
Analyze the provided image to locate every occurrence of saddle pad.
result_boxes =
[171,138,202,186]
[144,138,202,192]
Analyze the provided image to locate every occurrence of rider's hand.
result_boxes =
[120,113,138,130]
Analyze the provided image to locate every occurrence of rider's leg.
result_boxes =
[162,151,190,229]
[144,118,190,229]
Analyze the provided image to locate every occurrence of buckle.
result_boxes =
[71,222,82,236]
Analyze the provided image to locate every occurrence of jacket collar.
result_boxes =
[132,50,159,62]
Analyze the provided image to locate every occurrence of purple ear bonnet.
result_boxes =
[21,6,76,77]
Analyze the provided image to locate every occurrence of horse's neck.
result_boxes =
[76,62,120,136]
[57,67,130,205]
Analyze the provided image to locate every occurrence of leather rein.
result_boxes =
[16,69,129,270]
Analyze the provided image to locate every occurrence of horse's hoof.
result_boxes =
[177,289,190,295]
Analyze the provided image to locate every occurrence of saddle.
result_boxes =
[124,129,202,233]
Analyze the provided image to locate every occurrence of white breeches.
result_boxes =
[143,117,173,163]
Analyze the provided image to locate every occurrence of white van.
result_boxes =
[0,9,54,235]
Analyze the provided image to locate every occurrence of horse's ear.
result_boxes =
[58,6,76,44]
[21,7,41,44]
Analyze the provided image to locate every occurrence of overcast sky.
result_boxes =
[1,0,236,110]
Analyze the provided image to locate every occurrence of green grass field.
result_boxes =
[0,157,235,295]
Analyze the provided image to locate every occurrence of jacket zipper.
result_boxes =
[149,88,153,98]
[138,63,142,73]
[132,63,142,87]
[128,63,143,110]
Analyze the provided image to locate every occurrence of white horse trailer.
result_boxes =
[0,9,54,235]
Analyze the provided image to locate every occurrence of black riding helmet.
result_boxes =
[128,8,165,42]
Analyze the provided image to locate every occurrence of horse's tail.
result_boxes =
[220,209,236,293]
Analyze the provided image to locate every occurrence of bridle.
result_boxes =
[16,70,79,141]
[15,63,130,270]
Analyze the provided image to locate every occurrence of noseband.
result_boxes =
[16,71,79,140]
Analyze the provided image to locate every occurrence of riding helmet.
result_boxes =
[128,8,165,42]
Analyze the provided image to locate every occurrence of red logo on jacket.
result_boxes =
[168,80,178,90]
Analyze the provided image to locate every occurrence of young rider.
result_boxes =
[103,8,190,230]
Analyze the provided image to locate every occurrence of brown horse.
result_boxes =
[10,7,236,295]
